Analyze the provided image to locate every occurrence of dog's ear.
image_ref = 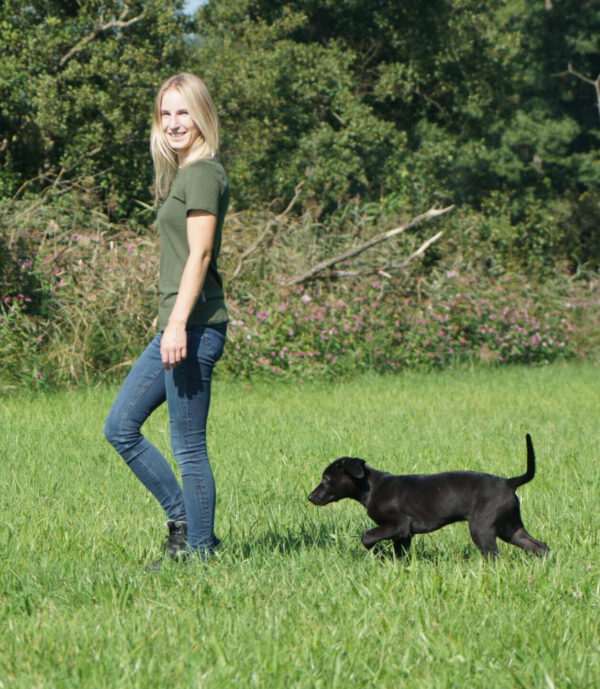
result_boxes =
[342,457,366,479]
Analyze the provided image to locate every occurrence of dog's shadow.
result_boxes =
[230,524,548,565]
[234,521,354,559]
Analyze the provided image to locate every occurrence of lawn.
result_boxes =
[0,363,598,688]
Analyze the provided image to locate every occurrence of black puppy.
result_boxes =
[308,434,549,559]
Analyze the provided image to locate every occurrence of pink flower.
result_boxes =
[256,309,270,322]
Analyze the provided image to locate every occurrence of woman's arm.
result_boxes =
[160,210,217,369]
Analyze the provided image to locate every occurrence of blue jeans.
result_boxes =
[104,324,226,556]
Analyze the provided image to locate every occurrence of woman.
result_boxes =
[104,73,229,564]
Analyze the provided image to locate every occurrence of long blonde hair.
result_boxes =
[150,73,220,200]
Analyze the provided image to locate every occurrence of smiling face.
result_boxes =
[160,87,202,165]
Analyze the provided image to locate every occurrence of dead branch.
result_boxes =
[286,205,453,286]
[6,145,104,232]
[566,63,600,121]
[231,182,304,279]
[59,8,146,68]
[313,231,444,279]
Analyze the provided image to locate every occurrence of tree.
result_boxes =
[192,0,600,214]
[0,0,189,215]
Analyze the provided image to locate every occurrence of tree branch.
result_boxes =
[311,231,444,279]
[231,182,304,279]
[59,8,146,68]
[566,63,600,121]
[286,205,454,285]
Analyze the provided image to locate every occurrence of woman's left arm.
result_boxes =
[160,210,217,369]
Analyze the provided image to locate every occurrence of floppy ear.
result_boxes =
[341,457,366,479]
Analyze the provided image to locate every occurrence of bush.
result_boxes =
[221,274,583,379]
[0,195,158,389]
[0,193,597,390]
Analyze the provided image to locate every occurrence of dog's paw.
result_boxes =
[361,532,378,550]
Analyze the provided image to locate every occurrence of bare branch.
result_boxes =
[231,182,304,279]
[286,205,454,286]
[314,231,444,279]
[383,230,445,271]
[566,63,600,121]
[59,8,146,68]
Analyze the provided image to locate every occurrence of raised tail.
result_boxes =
[507,433,536,490]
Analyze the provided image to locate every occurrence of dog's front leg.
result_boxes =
[392,535,412,558]
[361,523,409,550]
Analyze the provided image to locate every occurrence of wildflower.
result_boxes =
[256,309,270,322]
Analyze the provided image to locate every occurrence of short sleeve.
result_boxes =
[182,163,222,216]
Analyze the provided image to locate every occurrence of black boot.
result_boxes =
[149,520,188,570]
[164,519,188,560]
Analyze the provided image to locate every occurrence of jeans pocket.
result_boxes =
[200,325,227,364]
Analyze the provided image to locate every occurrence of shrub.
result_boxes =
[0,194,597,390]
[221,274,582,379]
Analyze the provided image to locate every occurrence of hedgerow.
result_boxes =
[1,195,597,390]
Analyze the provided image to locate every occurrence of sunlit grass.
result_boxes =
[1,363,598,688]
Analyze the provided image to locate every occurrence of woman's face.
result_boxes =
[160,87,201,163]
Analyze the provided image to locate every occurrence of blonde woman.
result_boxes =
[105,73,229,565]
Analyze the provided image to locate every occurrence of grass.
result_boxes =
[0,363,599,688]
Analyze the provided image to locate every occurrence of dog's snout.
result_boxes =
[307,486,321,504]
[308,482,331,506]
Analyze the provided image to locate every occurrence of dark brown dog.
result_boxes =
[308,434,549,559]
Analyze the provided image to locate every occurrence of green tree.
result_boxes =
[191,0,599,268]
[191,1,407,213]
[0,0,189,214]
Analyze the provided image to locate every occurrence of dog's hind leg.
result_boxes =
[498,523,549,556]
[468,523,499,559]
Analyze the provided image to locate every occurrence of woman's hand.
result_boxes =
[160,320,187,369]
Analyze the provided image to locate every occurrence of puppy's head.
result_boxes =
[307,457,367,506]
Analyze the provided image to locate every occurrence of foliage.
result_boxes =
[1,1,600,388]
[193,1,600,222]
[0,196,158,389]
[0,0,189,215]
[1,196,598,390]
[223,274,580,379]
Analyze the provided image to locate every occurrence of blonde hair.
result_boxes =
[150,73,220,199]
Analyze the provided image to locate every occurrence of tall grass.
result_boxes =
[0,364,598,688]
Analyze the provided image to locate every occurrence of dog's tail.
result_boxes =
[507,433,536,490]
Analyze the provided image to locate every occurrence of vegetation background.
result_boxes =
[1,4,599,688]
[1,0,599,387]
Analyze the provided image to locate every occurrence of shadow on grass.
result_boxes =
[229,523,486,564]
[231,521,352,559]
[225,520,551,566]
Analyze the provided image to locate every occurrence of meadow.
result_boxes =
[0,363,598,688]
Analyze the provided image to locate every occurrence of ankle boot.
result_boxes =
[149,520,188,570]
[164,519,188,559]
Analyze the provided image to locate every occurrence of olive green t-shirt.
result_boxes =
[157,159,229,330]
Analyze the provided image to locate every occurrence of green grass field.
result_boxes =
[1,363,599,688]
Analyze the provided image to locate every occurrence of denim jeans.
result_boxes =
[104,324,226,556]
